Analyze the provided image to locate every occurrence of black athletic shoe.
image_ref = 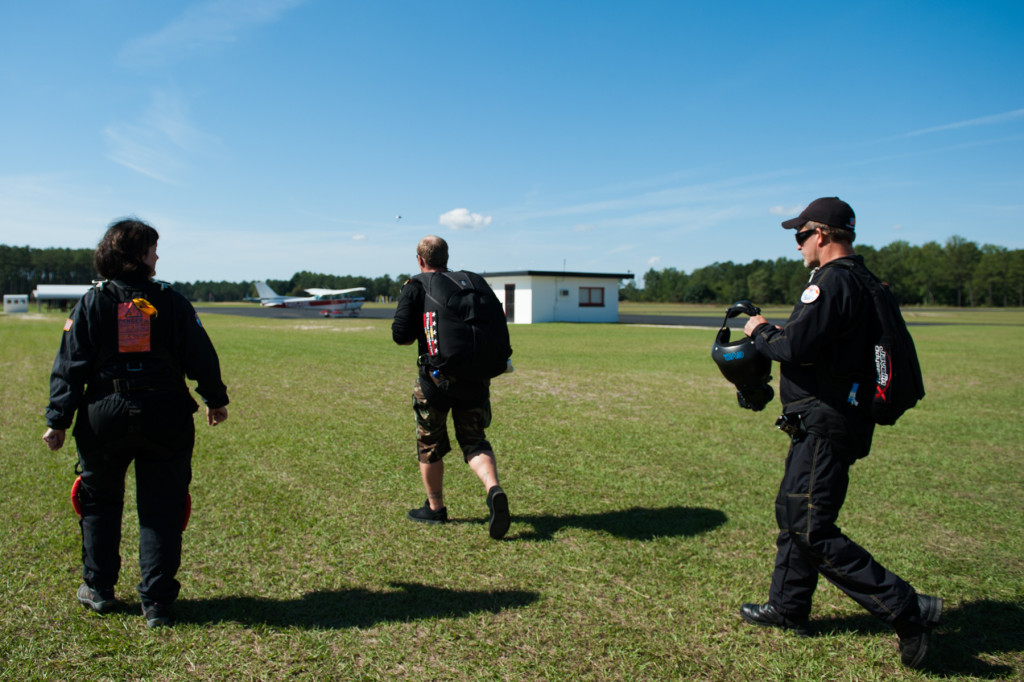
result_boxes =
[142,602,172,628]
[407,501,448,524]
[740,602,810,637]
[898,594,943,669]
[76,584,118,614]
[486,486,510,540]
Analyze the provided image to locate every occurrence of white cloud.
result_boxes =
[648,256,661,266]
[120,0,307,66]
[438,208,492,231]
[770,204,804,216]
[353,234,366,241]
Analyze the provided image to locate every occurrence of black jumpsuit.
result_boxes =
[46,277,228,608]
[750,255,918,625]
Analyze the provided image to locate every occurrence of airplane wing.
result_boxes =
[303,287,367,296]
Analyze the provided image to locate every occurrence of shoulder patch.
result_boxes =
[800,284,821,304]
[63,318,73,332]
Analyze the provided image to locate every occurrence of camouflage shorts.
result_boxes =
[412,375,492,463]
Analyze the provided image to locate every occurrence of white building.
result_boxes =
[31,284,94,310]
[482,270,634,324]
[3,294,29,313]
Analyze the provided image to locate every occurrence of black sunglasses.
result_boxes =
[795,228,818,245]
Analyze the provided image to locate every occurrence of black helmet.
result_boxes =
[711,300,774,411]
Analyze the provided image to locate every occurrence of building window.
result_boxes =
[579,287,604,307]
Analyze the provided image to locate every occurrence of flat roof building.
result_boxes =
[481,270,634,324]
[31,284,94,310]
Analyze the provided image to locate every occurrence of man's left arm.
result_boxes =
[391,279,421,346]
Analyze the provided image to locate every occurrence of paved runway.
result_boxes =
[202,305,741,328]
[203,304,948,328]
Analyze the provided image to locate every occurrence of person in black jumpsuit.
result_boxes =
[42,218,229,627]
[738,198,942,669]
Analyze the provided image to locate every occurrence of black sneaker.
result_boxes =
[739,602,810,637]
[142,602,172,628]
[407,500,448,524]
[898,594,943,668]
[486,486,510,540]
[76,584,118,614]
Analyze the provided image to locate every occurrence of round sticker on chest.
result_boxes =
[801,284,821,304]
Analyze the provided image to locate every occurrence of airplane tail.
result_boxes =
[254,282,281,299]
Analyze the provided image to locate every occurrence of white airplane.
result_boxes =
[254,282,366,317]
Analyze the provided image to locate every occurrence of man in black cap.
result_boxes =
[738,197,942,669]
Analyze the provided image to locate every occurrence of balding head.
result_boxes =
[417,235,449,270]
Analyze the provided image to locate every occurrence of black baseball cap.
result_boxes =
[781,197,855,231]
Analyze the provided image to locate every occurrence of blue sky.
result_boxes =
[2,1,1022,284]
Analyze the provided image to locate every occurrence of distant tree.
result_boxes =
[856,244,878,275]
[943,235,982,306]
[874,240,917,304]
[974,244,1011,307]
[776,258,810,305]
[682,282,714,303]
[619,280,641,302]
[911,241,946,305]
[1011,250,1024,307]
[746,262,773,304]
[0,245,33,294]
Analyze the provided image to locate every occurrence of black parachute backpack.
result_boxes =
[415,270,512,381]
[833,260,925,425]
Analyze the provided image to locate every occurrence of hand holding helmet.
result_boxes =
[711,301,775,411]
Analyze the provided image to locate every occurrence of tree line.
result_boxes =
[0,245,411,303]
[620,236,1024,307]
[3,236,1023,307]
[174,271,412,304]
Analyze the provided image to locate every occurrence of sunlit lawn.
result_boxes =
[1,308,1021,680]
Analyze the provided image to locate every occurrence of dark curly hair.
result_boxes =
[94,218,159,280]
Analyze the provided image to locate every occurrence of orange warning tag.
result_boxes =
[118,302,151,353]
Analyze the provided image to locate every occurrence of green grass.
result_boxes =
[618,300,1024,326]
[2,309,1022,680]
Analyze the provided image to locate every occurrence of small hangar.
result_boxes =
[482,270,634,324]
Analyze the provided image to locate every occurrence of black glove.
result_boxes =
[736,383,774,411]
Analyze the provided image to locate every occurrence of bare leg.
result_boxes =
[468,451,499,491]
[420,459,445,510]
[470,452,509,539]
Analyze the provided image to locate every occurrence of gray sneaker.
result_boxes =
[77,584,118,614]
[898,594,943,668]
[142,602,172,628]
[486,486,510,540]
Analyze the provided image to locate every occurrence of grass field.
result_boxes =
[2,306,1022,680]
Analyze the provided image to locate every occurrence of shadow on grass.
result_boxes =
[813,598,1024,678]
[175,581,539,629]
[501,505,727,541]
